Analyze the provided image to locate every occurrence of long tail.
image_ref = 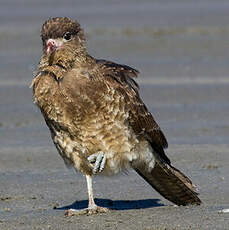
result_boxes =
[134,159,201,206]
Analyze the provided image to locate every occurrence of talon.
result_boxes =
[99,154,106,172]
[87,154,97,163]
[87,151,106,174]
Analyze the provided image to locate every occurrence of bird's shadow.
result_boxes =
[55,198,164,211]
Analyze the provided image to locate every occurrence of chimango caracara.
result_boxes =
[32,17,201,215]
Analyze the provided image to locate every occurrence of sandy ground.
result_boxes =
[1,0,229,229]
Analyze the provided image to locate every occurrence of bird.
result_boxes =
[31,17,201,215]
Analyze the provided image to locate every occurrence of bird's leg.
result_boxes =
[85,175,108,213]
[65,175,109,216]
[87,151,106,174]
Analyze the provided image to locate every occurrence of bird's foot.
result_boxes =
[65,205,109,216]
[88,151,106,174]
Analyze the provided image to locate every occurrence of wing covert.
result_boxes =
[97,59,169,163]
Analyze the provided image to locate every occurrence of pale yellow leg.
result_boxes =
[65,175,109,216]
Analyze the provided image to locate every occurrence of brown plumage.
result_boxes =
[32,17,201,215]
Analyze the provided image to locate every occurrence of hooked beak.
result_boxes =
[46,39,63,54]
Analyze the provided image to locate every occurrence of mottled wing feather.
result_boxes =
[97,59,169,163]
[96,59,139,93]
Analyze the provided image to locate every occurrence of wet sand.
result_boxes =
[1,0,229,229]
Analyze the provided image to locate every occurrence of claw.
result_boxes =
[88,151,106,174]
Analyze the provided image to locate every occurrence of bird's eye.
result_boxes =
[63,32,72,41]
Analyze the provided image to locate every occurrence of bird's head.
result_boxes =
[41,17,86,56]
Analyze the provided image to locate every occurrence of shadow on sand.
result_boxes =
[55,198,164,211]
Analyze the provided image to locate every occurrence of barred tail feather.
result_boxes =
[134,161,201,206]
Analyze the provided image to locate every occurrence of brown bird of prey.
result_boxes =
[32,17,201,215]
